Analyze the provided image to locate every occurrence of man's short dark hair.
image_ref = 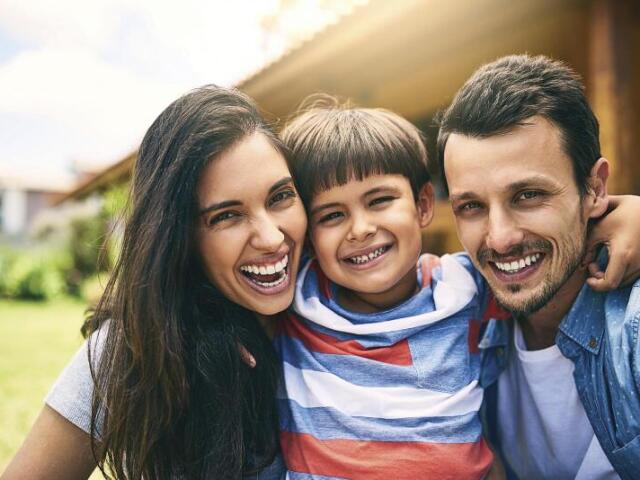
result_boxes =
[437,54,600,195]
[282,95,431,206]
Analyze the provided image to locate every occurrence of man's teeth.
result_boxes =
[494,253,542,273]
[239,255,288,276]
[348,246,387,264]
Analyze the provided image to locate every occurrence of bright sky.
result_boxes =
[0,0,340,185]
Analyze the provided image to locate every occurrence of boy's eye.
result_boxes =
[369,196,395,207]
[206,210,239,226]
[317,211,344,224]
[269,188,297,207]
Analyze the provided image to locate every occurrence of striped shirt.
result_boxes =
[274,253,494,479]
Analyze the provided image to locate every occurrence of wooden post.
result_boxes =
[588,0,639,194]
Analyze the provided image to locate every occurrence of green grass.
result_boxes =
[0,298,89,472]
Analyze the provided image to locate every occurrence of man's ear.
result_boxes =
[586,158,610,219]
[417,182,436,228]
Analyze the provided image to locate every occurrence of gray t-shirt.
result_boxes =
[45,329,285,479]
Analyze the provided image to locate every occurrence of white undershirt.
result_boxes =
[496,321,619,480]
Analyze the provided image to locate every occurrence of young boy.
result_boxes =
[274,100,497,479]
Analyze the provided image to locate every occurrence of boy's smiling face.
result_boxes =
[309,174,434,311]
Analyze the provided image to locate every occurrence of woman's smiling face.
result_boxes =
[195,132,307,315]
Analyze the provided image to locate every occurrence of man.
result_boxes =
[438,54,639,479]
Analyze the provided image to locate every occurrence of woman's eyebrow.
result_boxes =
[268,176,293,194]
[200,199,241,215]
[199,177,293,215]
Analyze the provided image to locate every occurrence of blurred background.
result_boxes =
[1,0,638,475]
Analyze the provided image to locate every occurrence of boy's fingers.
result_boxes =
[587,256,625,291]
[238,344,256,368]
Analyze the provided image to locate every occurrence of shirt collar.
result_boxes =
[558,281,605,355]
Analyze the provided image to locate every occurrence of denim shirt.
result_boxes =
[479,278,640,479]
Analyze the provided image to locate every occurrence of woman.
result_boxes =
[3,86,307,479]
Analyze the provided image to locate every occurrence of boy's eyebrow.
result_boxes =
[200,176,293,215]
[364,186,401,196]
[310,202,341,217]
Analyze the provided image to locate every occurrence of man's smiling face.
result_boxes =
[444,116,605,316]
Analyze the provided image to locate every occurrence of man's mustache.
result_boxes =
[477,239,553,264]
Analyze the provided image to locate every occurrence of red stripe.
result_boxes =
[281,313,413,366]
[419,253,441,288]
[280,431,493,480]
[310,260,332,300]
[483,292,511,321]
[468,318,482,354]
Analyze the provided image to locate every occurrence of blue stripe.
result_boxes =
[287,473,347,480]
[275,337,417,388]
[278,399,482,443]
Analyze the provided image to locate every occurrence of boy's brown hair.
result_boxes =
[281,95,431,206]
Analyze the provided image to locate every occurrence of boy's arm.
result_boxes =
[586,194,640,291]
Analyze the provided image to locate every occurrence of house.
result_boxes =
[60,0,640,254]
[0,170,74,240]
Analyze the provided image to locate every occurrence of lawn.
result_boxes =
[0,298,102,475]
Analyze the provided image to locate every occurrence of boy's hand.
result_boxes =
[585,195,640,291]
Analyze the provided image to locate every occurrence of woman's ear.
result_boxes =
[416,182,435,228]
[586,158,610,219]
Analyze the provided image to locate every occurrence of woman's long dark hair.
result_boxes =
[82,86,284,479]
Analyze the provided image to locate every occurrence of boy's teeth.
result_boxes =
[495,253,542,273]
[348,246,387,264]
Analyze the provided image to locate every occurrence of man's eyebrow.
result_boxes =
[505,176,558,192]
[448,192,476,203]
[199,177,294,215]
[449,175,559,203]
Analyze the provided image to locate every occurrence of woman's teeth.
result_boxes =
[240,255,288,275]
[240,255,288,287]
[347,246,388,265]
[494,253,542,273]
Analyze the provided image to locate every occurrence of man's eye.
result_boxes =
[318,211,343,224]
[458,202,482,212]
[269,188,296,206]
[517,191,541,202]
[207,211,238,226]
[369,196,394,207]
[454,202,482,215]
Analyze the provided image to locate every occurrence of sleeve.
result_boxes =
[44,328,106,436]
[451,251,489,305]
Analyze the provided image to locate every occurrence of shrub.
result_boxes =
[3,251,66,300]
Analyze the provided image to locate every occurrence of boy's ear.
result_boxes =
[416,182,435,228]
[586,158,610,219]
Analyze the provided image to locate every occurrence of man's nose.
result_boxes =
[485,208,524,254]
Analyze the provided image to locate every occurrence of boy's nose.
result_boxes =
[346,214,376,242]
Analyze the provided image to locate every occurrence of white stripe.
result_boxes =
[279,362,483,419]
[294,254,477,335]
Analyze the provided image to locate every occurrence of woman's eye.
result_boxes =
[317,211,343,224]
[369,196,394,207]
[207,211,238,226]
[269,188,296,207]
